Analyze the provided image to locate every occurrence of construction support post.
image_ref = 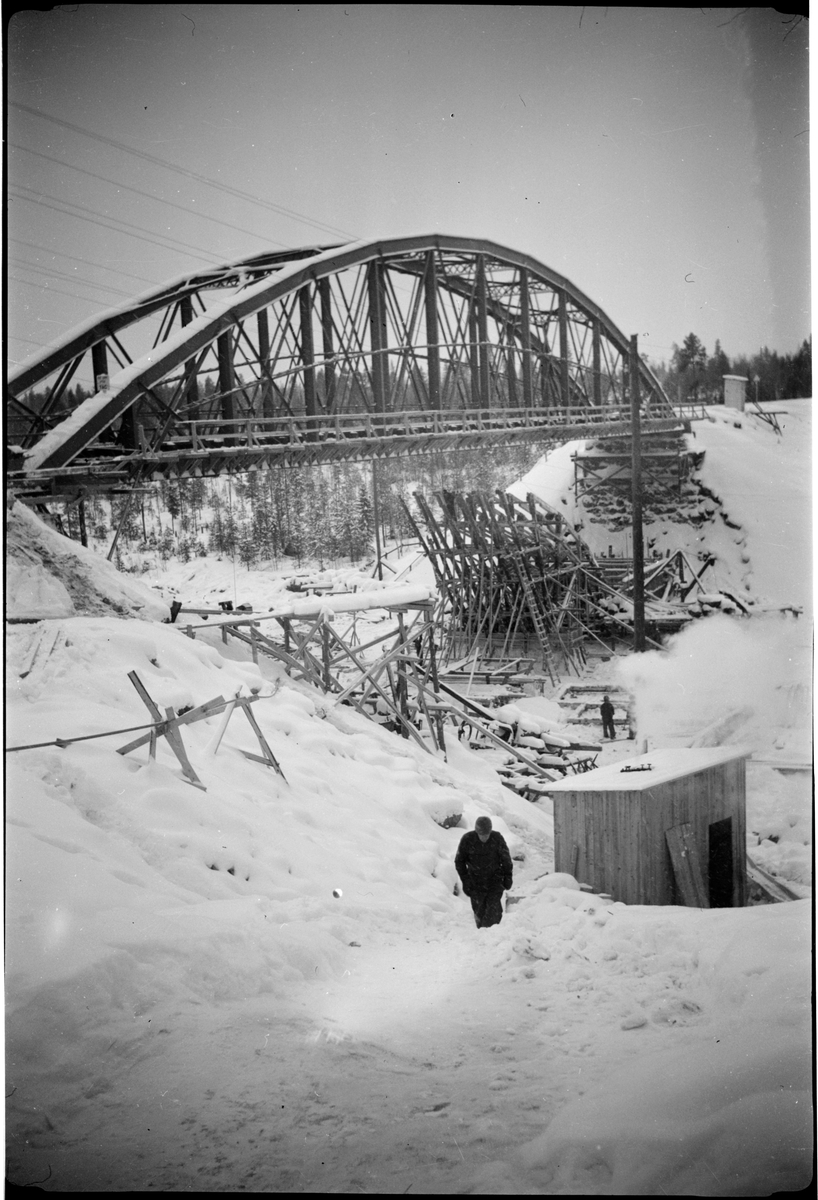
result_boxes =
[426,621,446,755]
[629,334,646,652]
[396,611,410,734]
[372,461,383,581]
[322,623,331,690]
[77,499,88,547]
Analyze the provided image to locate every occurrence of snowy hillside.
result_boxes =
[5,402,813,1194]
[509,401,812,610]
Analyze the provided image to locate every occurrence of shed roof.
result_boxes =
[546,746,752,793]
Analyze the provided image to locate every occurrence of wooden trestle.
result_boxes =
[180,600,450,755]
[404,490,707,674]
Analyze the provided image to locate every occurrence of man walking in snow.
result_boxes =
[455,816,513,928]
[600,694,616,740]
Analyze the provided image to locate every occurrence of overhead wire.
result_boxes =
[9,237,168,288]
[10,142,290,251]
[12,102,359,243]
[9,185,222,265]
[10,275,130,306]
[10,257,135,298]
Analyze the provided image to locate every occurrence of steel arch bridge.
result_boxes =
[8,234,679,500]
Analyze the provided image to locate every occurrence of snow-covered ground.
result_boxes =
[5,402,813,1193]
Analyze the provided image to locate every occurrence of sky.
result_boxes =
[7,5,811,375]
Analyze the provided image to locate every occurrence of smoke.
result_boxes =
[615,614,811,755]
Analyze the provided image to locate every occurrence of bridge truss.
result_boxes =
[7,235,678,501]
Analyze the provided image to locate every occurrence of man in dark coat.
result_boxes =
[455,816,513,928]
[600,694,616,740]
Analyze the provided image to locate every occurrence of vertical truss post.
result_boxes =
[92,341,109,393]
[218,332,235,425]
[299,284,317,420]
[368,259,388,413]
[96,338,128,449]
[559,290,570,408]
[506,318,518,406]
[257,308,274,418]
[468,303,480,408]
[319,277,336,409]
[592,318,602,407]
[424,250,441,410]
[519,268,533,408]
[630,334,646,652]
[476,255,490,410]
[180,296,201,422]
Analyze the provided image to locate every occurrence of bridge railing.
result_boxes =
[168,404,673,452]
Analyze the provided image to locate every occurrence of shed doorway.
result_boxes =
[709,817,735,907]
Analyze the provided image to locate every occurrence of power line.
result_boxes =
[10,142,290,252]
[12,102,359,243]
[7,334,48,348]
[10,275,128,307]
[10,185,221,265]
[9,237,158,287]
[10,258,135,298]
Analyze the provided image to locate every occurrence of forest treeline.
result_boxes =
[68,445,544,572]
[651,334,811,405]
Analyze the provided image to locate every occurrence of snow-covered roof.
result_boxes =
[545,746,753,792]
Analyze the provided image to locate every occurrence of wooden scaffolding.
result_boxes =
[405,490,706,676]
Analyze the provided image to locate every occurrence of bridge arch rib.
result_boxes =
[10,234,674,475]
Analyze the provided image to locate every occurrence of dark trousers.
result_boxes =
[469,886,505,928]
[602,716,615,739]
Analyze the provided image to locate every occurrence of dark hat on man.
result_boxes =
[475,816,492,833]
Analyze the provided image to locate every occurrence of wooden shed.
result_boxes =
[546,747,750,907]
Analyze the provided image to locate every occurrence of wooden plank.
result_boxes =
[239,749,277,766]
[746,853,799,903]
[207,694,239,757]
[237,699,286,779]
[19,622,63,678]
[117,695,227,756]
[163,705,206,789]
[666,823,710,908]
[128,671,163,721]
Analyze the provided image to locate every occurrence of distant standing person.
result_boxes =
[600,694,616,739]
[455,816,513,928]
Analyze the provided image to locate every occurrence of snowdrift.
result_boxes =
[6,502,170,621]
[509,401,812,611]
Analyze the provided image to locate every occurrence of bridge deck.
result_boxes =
[9,408,689,500]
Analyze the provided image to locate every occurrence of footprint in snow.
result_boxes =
[650,997,704,1026]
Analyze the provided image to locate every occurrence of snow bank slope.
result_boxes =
[6,502,170,621]
[6,613,549,1097]
[509,401,811,609]
[511,895,811,1195]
